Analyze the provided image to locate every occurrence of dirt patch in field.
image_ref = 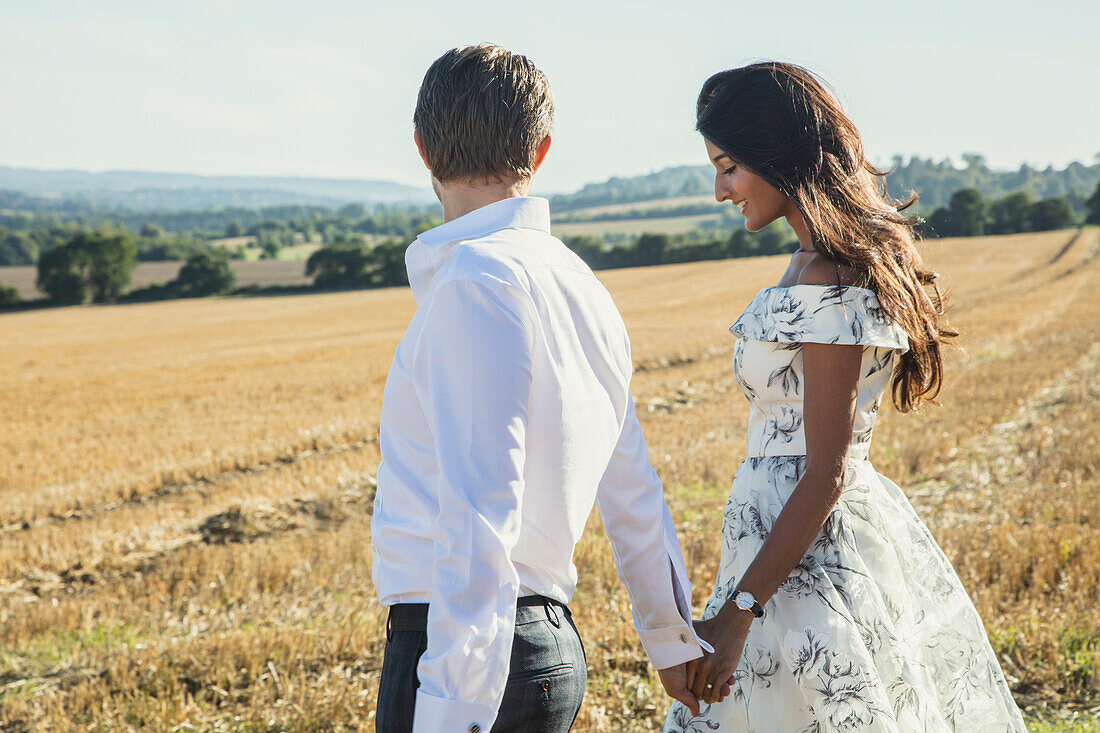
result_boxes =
[198,486,375,545]
[2,478,376,600]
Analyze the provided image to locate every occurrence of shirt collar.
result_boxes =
[417,196,550,250]
[406,196,551,302]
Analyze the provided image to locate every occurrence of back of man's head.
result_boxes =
[414,44,553,184]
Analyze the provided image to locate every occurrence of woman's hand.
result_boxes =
[687,610,752,705]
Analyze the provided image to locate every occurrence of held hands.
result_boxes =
[656,663,702,716]
[685,610,752,706]
[657,609,747,715]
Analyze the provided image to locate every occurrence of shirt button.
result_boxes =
[469,726,481,733]
[679,633,688,643]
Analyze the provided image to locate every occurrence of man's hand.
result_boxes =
[656,663,701,716]
[689,612,750,705]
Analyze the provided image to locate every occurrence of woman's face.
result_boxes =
[705,138,794,232]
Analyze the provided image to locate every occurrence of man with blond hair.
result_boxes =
[371,44,707,732]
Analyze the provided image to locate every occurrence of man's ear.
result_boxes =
[531,135,552,174]
[413,129,431,171]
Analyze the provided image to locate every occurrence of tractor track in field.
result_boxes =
[1046,228,1087,265]
[1055,227,1100,279]
[961,232,1096,369]
[961,229,1083,309]
[915,238,1100,512]
[0,435,379,537]
[907,338,1100,525]
[999,228,1081,286]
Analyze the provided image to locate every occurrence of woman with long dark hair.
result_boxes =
[662,63,1026,732]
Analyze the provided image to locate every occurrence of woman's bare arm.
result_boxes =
[688,339,863,703]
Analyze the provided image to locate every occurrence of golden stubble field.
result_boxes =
[2,228,1098,731]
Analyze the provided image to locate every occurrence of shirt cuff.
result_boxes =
[636,621,710,670]
[413,689,497,733]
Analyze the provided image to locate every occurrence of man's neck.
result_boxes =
[434,176,532,222]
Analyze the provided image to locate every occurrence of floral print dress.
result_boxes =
[662,285,1025,733]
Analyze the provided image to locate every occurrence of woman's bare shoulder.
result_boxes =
[794,252,864,287]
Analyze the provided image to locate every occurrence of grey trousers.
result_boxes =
[376,596,587,732]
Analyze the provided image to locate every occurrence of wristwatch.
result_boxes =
[732,588,765,618]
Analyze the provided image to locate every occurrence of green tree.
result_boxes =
[135,234,205,262]
[224,221,244,238]
[987,191,1035,234]
[174,251,236,296]
[922,207,952,238]
[258,229,297,259]
[36,245,88,304]
[1028,197,1077,232]
[373,240,409,287]
[948,188,987,237]
[561,235,604,267]
[338,203,368,219]
[139,222,166,239]
[0,283,20,305]
[0,230,38,266]
[726,229,749,256]
[79,230,137,302]
[306,242,376,289]
[751,222,795,255]
[1086,181,1100,225]
[635,233,670,266]
[259,234,282,259]
[36,229,137,304]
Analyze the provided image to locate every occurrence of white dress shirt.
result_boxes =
[371,196,705,732]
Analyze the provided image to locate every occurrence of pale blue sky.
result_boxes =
[1,0,1097,194]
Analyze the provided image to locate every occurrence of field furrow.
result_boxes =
[0,434,378,536]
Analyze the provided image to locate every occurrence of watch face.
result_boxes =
[735,592,753,610]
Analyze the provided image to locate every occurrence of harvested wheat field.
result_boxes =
[2,228,1098,731]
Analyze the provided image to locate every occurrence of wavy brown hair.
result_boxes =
[696,62,956,412]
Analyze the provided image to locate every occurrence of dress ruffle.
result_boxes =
[729,285,909,352]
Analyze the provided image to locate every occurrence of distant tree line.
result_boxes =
[561,223,796,270]
[886,155,1100,212]
[294,180,1100,292]
[305,237,409,289]
[30,227,238,305]
[0,198,442,269]
[0,205,442,305]
[553,201,719,224]
[4,179,1098,309]
[550,156,1100,215]
[550,166,715,212]
[920,182,1099,238]
[1,203,442,273]
[0,191,441,240]
[1,221,219,267]
[294,219,798,294]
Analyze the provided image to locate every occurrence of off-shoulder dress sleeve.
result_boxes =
[730,284,909,352]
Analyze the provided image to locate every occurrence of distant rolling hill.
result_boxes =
[0,167,437,211]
